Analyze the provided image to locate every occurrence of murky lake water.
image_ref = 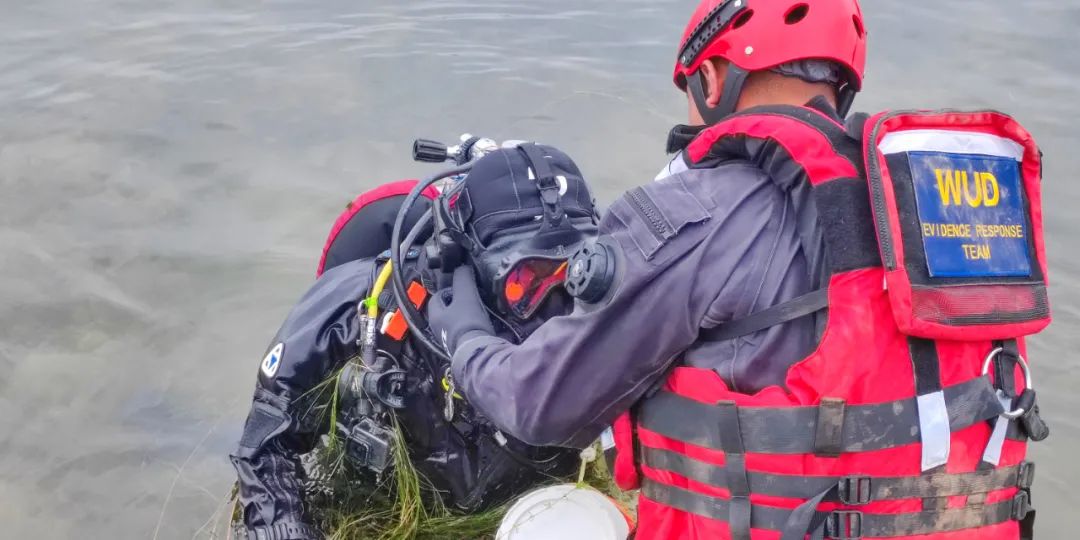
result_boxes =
[1,1,1078,537]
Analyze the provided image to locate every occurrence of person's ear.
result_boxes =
[698,59,727,108]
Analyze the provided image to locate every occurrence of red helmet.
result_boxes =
[674,0,867,120]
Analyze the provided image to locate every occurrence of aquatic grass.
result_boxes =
[225,435,632,540]
[224,365,636,540]
[303,417,509,540]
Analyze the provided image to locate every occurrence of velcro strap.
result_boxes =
[642,447,1028,502]
[700,288,829,342]
[643,479,1029,538]
[814,398,846,457]
[518,143,556,182]
[717,401,752,540]
[639,376,1016,455]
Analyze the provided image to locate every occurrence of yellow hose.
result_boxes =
[368,261,393,319]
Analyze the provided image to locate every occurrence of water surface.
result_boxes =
[1,1,1077,537]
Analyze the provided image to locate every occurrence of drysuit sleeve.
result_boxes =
[230,259,374,538]
[452,163,793,448]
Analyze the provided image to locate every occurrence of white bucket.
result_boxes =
[496,484,633,540]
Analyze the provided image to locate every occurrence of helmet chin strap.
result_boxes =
[836,84,857,118]
[687,65,749,126]
[689,64,859,123]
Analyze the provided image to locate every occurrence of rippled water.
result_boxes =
[1,1,1077,538]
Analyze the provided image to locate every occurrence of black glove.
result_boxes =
[428,266,496,355]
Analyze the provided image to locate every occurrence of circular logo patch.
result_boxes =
[261,343,284,378]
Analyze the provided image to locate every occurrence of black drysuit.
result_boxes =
[231,257,574,539]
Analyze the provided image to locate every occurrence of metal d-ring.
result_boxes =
[981,347,1034,420]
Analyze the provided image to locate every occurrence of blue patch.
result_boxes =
[909,151,1031,278]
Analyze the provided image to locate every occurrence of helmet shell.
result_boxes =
[674,0,867,91]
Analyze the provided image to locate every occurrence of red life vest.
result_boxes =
[612,105,1051,540]
[317,179,439,277]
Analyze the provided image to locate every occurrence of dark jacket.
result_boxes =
[452,158,821,448]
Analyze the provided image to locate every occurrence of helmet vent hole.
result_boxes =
[852,15,865,37]
[784,4,809,25]
[733,10,754,29]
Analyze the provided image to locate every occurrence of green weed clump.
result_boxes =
[228,432,633,540]
[305,419,507,540]
[227,367,635,540]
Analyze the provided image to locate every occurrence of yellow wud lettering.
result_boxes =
[980,172,1001,206]
[934,168,1000,208]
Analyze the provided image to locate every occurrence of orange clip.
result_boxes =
[385,281,429,340]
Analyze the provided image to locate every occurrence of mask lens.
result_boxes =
[503,258,569,319]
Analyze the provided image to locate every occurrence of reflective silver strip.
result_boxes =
[916,390,951,471]
[877,129,1025,161]
[982,390,1016,467]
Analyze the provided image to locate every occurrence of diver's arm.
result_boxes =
[231,260,373,537]
[451,166,788,448]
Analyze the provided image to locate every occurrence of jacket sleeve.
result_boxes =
[451,164,790,448]
[230,259,373,535]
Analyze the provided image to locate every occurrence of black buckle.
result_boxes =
[1012,490,1034,522]
[533,175,565,222]
[838,475,872,505]
[825,510,863,540]
[1017,461,1036,490]
[536,174,559,191]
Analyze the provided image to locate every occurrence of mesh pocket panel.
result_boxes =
[910,284,1049,326]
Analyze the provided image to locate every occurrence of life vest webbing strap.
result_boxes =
[642,479,1034,539]
[642,446,1032,501]
[717,401,752,540]
[699,288,829,342]
[639,376,1019,455]
[908,337,951,482]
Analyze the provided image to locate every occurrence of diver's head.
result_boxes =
[430,143,598,335]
